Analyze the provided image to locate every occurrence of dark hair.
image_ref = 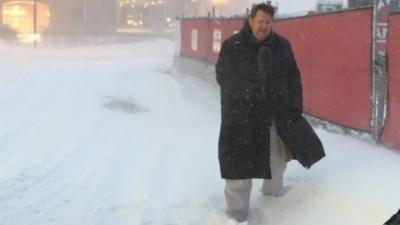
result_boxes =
[250,3,275,18]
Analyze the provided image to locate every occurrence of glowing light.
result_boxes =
[2,1,50,43]
[27,33,41,42]
[211,0,228,6]
[17,32,41,43]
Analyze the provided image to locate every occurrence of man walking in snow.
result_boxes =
[216,3,325,222]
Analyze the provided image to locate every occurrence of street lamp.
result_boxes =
[210,0,227,17]
[211,0,227,6]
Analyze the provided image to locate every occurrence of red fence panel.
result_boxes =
[180,9,372,131]
[180,19,211,60]
[383,12,400,149]
[273,9,372,131]
[207,20,225,63]
[180,18,245,64]
[207,19,245,63]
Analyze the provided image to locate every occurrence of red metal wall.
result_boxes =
[180,19,211,60]
[382,12,400,148]
[180,18,244,63]
[208,19,244,63]
[180,9,372,131]
[273,9,372,131]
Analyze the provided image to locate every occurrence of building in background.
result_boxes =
[182,0,271,18]
[389,0,400,12]
[116,0,183,33]
[44,0,117,35]
[348,0,372,8]
[1,0,49,42]
[3,0,396,43]
[0,0,283,42]
[316,0,343,12]
[347,0,400,11]
[114,0,257,32]
[0,0,116,43]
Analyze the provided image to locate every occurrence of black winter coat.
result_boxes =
[216,23,325,179]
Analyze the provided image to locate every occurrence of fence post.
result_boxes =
[371,0,390,142]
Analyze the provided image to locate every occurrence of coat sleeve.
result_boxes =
[286,42,303,116]
[216,40,262,97]
[216,41,238,88]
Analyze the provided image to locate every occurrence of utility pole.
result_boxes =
[83,0,88,31]
[0,0,3,26]
[33,0,37,47]
[371,0,390,142]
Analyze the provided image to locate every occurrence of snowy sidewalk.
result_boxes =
[0,40,399,225]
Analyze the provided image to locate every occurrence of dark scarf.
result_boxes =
[240,20,282,118]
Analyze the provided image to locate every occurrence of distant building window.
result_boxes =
[2,1,50,43]
[317,0,343,13]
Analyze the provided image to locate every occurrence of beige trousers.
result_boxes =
[224,122,287,222]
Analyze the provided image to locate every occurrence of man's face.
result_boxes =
[249,10,273,40]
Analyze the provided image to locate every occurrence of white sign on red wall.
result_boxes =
[191,29,198,51]
[213,29,222,52]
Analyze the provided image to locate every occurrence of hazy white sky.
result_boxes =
[247,0,347,14]
[247,0,316,13]
[194,0,348,18]
[273,0,317,13]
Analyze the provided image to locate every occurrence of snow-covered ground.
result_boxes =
[0,39,399,225]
